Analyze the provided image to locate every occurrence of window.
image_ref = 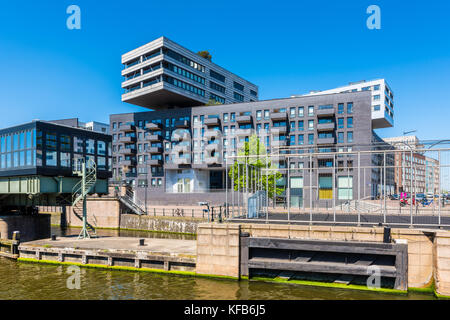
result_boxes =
[373,84,380,91]
[264,110,270,120]
[233,92,244,101]
[347,102,353,114]
[46,151,57,166]
[298,106,304,117]
[338,118,344,129]
[308,106,314,116]
[230,113,236,122]
[308,120,314,130]
[46,133,57,150]
[250,90,257,97]
[308,134,314,145]
[338,176,353,200]
[223,113,229,123]
[298,120,304,131]
[290,121,295,131]
[347,117,353,128]
[347,131,353,143]
[290,135,296,145]
[233,81,244,91]
[338,132,344,143]
[210,70,225,82]
[256,110,262,120]
[86,139,95,154]
[374,105,381,111]
[373,95,380,101]
[338,103,344,114]
[298,134,304,145]
[290,107,296,117]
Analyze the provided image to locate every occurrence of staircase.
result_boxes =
[117,187,147,215]
[72,158,98,239]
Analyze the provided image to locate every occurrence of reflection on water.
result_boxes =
[0,227,435,300]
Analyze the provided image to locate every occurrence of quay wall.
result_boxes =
[196,223,450,297]
[119,214,202,234]
[0,214,50,242]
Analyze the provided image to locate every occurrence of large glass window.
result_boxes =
[86,139,95,154]
[338,176,353,200]
[46,151,57,166]
[60,153,71,167]
[97,141,106,156]
[74,137,84,153]
[46,133,57,150]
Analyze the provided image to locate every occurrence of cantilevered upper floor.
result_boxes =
[121,36,259,109]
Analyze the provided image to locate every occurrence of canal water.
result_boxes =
[0,227,436,300]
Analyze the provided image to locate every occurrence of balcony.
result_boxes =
[147,147,163,154]
[119,148,137,155]
[316,107,335,117]
[146,122,163,131]
[175,120,190,128]
[148,159,163,166]
[148,134,163,142]
[205,143,220,152]
[270,112,288,121]
[120,159,136,167]
[121,124,136,132]
[205,157,222,165]
[204,117,220,126]
[271,126,288,135]
[204,129,221,138]
[236,115,252,124]
[317,137,335,145]
[317,122,335,131]
[272,140,288,147]
[119,136,136,143]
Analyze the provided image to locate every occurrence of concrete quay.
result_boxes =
[18,236,197,273]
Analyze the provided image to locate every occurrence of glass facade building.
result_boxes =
[0,121,112,179]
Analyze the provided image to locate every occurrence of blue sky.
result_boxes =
[0,0,449,140]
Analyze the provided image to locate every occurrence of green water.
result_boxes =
[0,228,436,300]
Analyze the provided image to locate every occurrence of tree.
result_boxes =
[205,99,223,106]
[228,134,283,198]
[197,50,212,61]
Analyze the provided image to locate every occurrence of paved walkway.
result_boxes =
[23,236,197,257]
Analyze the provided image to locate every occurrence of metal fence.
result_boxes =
[225,142,450,229]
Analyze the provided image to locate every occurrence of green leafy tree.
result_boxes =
[228,134,283,198]
[205,98,223,106]
[197,50,212,61]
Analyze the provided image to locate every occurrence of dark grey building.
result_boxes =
[110,91,394,206]
[121,36,259,108]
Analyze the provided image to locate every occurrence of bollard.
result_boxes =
[139,239,145,246]
[192,209,194,218]
[383,227,391,243]
[51,234,57,241]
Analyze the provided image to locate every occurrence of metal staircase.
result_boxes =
[72,158,98,239]
[116,186,147,215]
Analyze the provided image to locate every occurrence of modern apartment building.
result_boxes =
[383,136,440,194]
[297,79,394,129]
[121,36,259,109]
[110,90,394,206]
